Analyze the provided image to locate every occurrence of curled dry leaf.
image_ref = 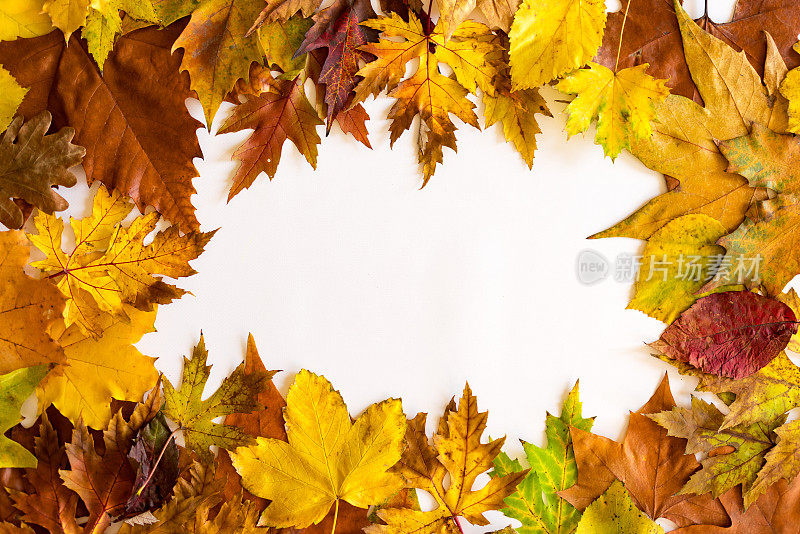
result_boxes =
[650,291,798,379]
[0,112,83,231]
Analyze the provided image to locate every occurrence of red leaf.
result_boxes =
[651,291,798,378]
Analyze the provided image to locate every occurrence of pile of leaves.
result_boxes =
[3,0,800,531]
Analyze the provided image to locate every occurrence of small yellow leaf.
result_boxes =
[230,370,406,528]
[779,42,800,134]
[509,0,605,89]
[0,0,53,41]
[42,0,92,40]
[557,63,669,159]
[0,67,27,135]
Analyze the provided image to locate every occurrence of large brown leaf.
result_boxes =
[596,0,800,102]
[0,112,83,230]
[0,23,203,232]
[560,375,729,528]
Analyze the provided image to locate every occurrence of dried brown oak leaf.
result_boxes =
[0,22,204,233]
[0,112,84,230]
[672,478,800,533]
[559,374,729,528]
[596,0,800,102]
[0,230,65,375]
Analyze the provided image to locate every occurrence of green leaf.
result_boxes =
[492,382,593,534]
[575,481,664,534]
[163,335,272,462]
[0,365,48,468]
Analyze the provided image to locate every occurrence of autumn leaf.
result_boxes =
[0,22,204,232]
[591,1,786,241]
[214,334,283,510]
[163,335,270,462]
[146,0,203,26]
[37,307,159,430]
[713,123,800,294]
[220,76,323,200]
[29,185,214,338]
[356,13,502,182]
[650,291,798,379]
[650,396,782,502]
[295,0,377,131]
[597,0,800,102]
[258,15,312,76]
[0,0,53,41]
[248,0,322,30]
[118,460,225,534]
[123,412,180,519]
[743,420,800,508]
[10,411,80,533]
[0,230,65,375]
[0,112,84,230]
[560,375,728,527]
[671,480,800,533]
[0,67,26,134]
[231,369,405,528]
[82,0,159,70]
[172,0,263,126]
[575,481,663,534]
[368,384,526,534]
[508,0,605,89]
[0,366,48,469]
[61,386,162,533]
[491,382,593,534]
[42,0,91,40]
[707,352,800,429]
[627,215,726,324]
[781,42,800,132]
[556,63,669,159]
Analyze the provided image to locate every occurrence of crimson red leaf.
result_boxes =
[651,291,798,379]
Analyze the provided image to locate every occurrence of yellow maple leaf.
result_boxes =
[38,306,159,429]
[230,369,406,530]
[42,0,91,40]
[0,0,53,41]
[356,13,501,183]
[368,384,527,534]
[556,62,669,159]
[28,185,214,338]
[509,0,606,89]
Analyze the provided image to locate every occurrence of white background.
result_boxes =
[47,1,759,529]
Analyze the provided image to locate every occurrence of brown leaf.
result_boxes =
[560,375,729,528]
[596,0,800,102]
[672,478,800,533]
[0,230,65,375]
[11,413,80,534]
[651,292,798,379]
[219,76,322,200]
[0,112,83,230]
[0,22,204,232]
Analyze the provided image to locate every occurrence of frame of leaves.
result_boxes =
[2,0,800,532]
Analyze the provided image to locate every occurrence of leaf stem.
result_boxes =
[134,427,181,497]
[330,499,339,534]
[453,516,465,534]
[614,0,633,72]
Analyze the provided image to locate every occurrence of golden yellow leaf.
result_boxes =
[0,230,65,375]
[779,42,800,134]
[42,0,91,40]
[356,13,501,183]
[0,0,53,41]
[368,384,527,533]
[28,185,214,338]
[484,86,549,168]
[556,63,669,160]
[508,0,605,89]
[230,369,406,529]
[0,67,26,133]
[37,306,158,429]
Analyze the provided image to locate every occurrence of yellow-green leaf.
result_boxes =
[575,481,663,534]
[0,365,48,468]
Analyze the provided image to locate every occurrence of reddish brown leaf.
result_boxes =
[596,0,800,102]
[651,292,798,379]
[219,77,322,200]
[560,375,729,528]
[672,477,800,533]
[334,104,371,148]
[0,23,203,232]
[11,413,80,534]
[296,0,377,131]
